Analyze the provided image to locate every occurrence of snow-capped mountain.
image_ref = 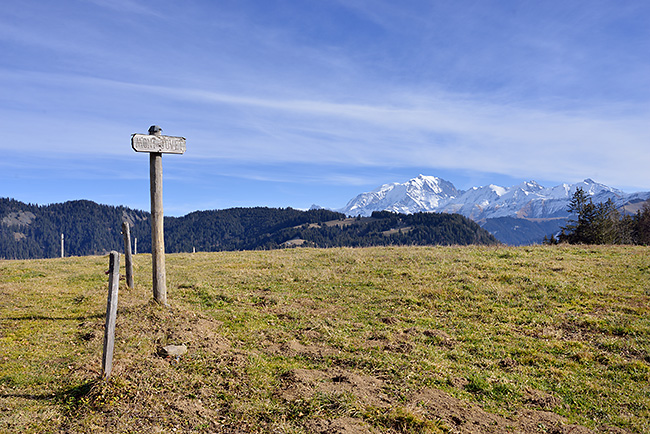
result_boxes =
[341,175,460,216]
[340,176,649,221]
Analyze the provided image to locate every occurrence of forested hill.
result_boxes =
[0,198,149,260]
[0,198,498,259]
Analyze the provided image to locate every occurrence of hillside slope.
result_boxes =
[0,198,148,259]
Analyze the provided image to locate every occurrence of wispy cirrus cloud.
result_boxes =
[2,67,648,191]
[83,0,163,17]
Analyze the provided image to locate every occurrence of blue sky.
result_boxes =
[1,0,649,216]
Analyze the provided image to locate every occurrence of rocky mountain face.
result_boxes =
[339,175,650,245]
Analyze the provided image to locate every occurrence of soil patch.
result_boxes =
[412,388,629,434]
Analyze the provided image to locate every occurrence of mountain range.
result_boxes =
[337,175,650,245]
[3,175,649,257]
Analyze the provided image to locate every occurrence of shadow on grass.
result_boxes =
[2,313,104,322]
[56,379,101,415]
[0,392,55,401]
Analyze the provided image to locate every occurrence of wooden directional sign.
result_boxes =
[131,134,186,154]
[132,125,186,306]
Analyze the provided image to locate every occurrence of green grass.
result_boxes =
[1,245,649,433]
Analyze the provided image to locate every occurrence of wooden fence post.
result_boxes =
[102,251,120,379]
[122,222,134,289]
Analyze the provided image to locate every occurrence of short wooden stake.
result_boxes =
[102,251,120,379]
[122,222,134,289]
[61,233,64,258]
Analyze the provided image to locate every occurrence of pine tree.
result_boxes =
[559,189,634,245]
[633,202,650,245]
[560,188,596,243]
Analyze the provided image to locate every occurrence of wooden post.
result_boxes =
[131,125,185,306]
[121,222,134,289]
[150,143,167,305]
[134,238,138,255]
[61,233,64,258]
[102,251,120,379]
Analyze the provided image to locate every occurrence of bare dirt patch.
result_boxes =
[264,339,341,361]
[306,417,379,434]
[411,388,633,434]
[272,364,623,434]
[277,367,388,408]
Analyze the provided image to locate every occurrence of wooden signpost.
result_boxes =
[131,126,186,305]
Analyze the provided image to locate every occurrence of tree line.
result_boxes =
[1,198,497,259]
[546,188,650,245]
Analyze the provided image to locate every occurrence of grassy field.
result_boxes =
[1,245,649,433]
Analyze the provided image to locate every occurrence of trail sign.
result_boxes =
[132,125,186,306]
[131,133,186,154]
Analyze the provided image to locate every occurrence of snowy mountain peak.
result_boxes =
[409,174,458,195]
[573,179,624,197]
[340,175,649,220]
[340,175,460,216]
[517,181,544,192]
